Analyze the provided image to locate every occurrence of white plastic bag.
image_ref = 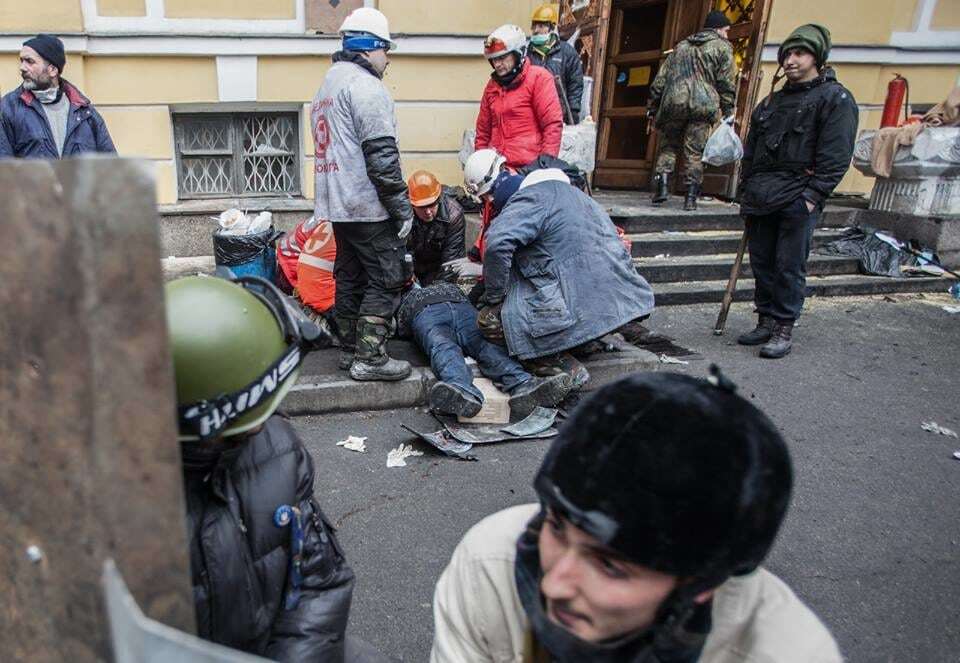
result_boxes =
[702,117,743,166]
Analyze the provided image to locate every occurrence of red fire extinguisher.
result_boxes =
[880,74,909,128]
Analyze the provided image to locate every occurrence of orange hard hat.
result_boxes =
[408,170,442,207]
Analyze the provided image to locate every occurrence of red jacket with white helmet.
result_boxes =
[475,60,563,169]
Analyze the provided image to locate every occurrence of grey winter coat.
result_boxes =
[482,180,655,359]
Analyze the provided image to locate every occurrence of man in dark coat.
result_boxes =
[478,169,655,362]
[528,3,584,125]
[736,24,858,358]
[0,34,115,158]
[648,11,736,210]
[406,170,466,286]
[166,275,387,662]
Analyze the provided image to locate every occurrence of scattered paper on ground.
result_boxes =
[953,451,960,461]
[387,443,424,467]
[659,354,689,365]
[921,422,958,439]
[336,435,368,453]
[942,305,960,314]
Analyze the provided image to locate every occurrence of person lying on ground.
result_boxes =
[476,168,656,371]
[166,274,388,663]
[430,370,842,663]
[395,280,571,418]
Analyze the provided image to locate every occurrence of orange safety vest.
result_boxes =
[296,219,337,314]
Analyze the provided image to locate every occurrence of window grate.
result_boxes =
[174,112,301,199]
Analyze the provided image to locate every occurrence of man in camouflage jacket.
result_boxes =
[648,10,736,210]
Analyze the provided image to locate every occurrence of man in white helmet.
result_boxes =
[311,7,414,383]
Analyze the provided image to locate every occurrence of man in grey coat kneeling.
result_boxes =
[477,168,655,371]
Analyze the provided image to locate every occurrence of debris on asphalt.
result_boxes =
[435,413,557,444]
[336,435,368,453]
[953,451,960,461]
[386,443,424,468]
[942,305,960,314]
[921,421,959,438]
[659,354,689,365]
[501,407,558,437]
[400,424,477,461]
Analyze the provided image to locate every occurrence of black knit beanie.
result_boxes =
[23,34,66,73]
[704,10,732,30]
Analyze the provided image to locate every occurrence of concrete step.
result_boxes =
[653,273,956,306]
[282,342,661,416]
[627,228,848,258]
[634,253,860,284]
[612,206,857,234]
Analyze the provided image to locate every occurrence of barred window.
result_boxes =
[173,112,301,199]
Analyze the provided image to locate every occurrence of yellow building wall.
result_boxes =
[382,0,543,35]
[0,0,83,32]
[259,57,332,102]
[385,56,491,102]
[96,0,146,17]
[164,0,296,20]
[98,107,174,159]
[84,57,218,105]
[931,0,960,29]
[766,0,918,44]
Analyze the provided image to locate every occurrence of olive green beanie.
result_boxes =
[778,23,831,68]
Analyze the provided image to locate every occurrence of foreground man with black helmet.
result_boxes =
[430,370,841,662]
[167,275,386,662]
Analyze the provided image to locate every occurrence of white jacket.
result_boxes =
[431,504,842,663]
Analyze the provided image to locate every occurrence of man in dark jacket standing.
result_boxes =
[528,3,584,125]
[648,11,735,210]
[406,170,466,286]
[736,24,858,359]
[312,8,414,382]
[0,34,115,158]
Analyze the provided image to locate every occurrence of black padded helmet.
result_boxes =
[534,369,792,585]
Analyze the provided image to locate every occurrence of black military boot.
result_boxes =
[737,315,775,346]
[335,315,357,371]
[350,316,412,381]
[508,374,573,418]
[759,321,794,359]
[683,182,700,211]
[652,172,670,204]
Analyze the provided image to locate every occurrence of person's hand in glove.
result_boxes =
[477,302,506,345]
[441,257,483,278]
[397,217,414,239]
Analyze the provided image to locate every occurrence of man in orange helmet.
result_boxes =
[406,170,466,286]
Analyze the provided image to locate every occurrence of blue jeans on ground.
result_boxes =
[411,301,531,401]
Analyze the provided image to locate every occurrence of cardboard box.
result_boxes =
[458,377,511,424]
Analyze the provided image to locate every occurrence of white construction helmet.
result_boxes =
[484,24,528,60]
[464,149,508,198]
[340,8,395,49]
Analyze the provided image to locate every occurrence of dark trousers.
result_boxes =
[746,197,819,322]
[332,220,407,320]
[411,301,530,401]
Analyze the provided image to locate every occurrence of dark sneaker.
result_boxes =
[509,374,573,418]
[737,315,775,346]
[429,381,482,417]
[338,349,354,371]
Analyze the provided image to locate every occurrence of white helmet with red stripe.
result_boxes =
[464,149,507,199]
[483,24,527,60]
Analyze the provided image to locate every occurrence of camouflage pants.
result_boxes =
[654,120,713,185]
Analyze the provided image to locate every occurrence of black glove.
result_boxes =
[477,303,505,345]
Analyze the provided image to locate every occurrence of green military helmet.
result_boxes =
[166,275,302,441]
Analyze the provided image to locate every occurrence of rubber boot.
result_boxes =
[651,172,670,204]
[350,316,412,381]
[737,315,775,346]
[508,374,573,418]
[683,182,700,211]
[429,381,482,417]
[335,315,357,371]
[759,321,794,359]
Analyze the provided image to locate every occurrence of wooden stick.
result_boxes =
[714,224,749,335]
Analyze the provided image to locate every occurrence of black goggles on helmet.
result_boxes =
[535,473,620,546]
[177,272,328,441]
